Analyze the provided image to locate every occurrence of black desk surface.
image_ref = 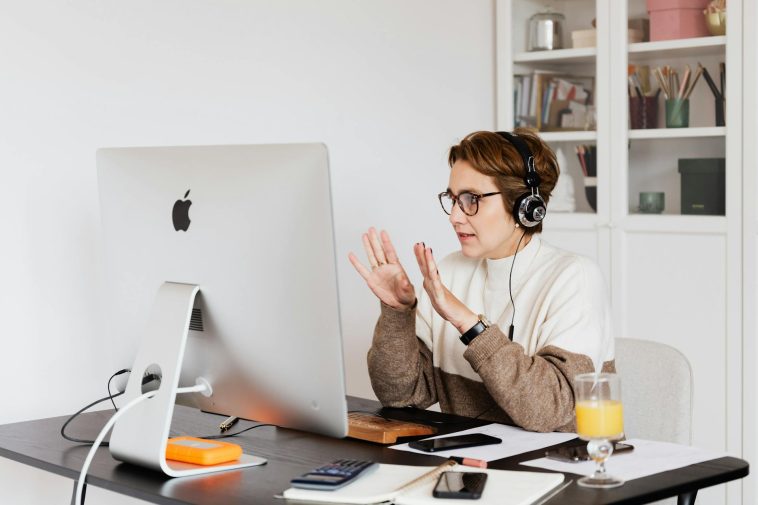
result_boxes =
[0,396,747,505]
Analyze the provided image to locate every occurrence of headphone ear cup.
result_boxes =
[513,194,547,228]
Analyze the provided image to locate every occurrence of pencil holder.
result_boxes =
[665,98,690,128]
[715,96,725,127]
[629,96,658,129]
[584,176,597,212]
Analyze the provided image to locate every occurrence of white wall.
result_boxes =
[0,0,494,502]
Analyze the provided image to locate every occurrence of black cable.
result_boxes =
[507,230,528,341]
[64,368,275,447]
[62,372,160,446]
[107,369,130,411]
[61,391,125,446]
[200,423,276,440]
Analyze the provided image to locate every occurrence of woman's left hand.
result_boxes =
[413,244,479,334]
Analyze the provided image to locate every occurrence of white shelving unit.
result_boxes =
[513,46,596,63]
[628,126,726,139]
[498,2,749,504]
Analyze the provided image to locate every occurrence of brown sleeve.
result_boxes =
[464,325,615,432]
[366,302,437,409]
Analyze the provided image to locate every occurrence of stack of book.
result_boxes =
[514,72,594,131]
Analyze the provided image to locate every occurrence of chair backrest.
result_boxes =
[614,338,693,445]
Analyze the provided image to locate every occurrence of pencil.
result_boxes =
[684,65,704,100]
[392,460,455,494]
[677,65,690,100]
[654,67,668,99]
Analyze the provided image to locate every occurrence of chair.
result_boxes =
[613,337,694,505]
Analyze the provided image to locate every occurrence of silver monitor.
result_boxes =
[97,144,347,474]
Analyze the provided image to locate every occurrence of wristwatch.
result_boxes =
[459,314,492,345]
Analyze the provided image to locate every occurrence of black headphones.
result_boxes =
[496,131,547,228]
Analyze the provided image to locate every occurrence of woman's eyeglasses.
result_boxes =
[438,191,502,216]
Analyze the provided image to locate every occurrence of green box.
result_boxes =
[678,158,725,215]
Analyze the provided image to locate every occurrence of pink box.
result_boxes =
[646,0,710,41]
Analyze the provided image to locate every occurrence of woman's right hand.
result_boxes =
[348,227,416,310]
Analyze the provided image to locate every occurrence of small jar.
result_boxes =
[528,9,565,51]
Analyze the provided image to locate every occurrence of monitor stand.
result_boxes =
[109,282,267,477]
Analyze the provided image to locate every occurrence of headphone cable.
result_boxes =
[507,230,527,341]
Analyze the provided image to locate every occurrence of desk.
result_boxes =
[0,396,747,505]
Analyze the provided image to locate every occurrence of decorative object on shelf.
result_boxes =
[646,0,710,41]
[652,64,711,127]
[527,8,564,51]
[639,192,666,214]
[678,158,725,215]
[630,96,659,129]
[629,65,660,129]
[571,28,643,48]
[549,147,576,212]
[628,18,651,42]
[583,177,598,212]
[665,98,690,127]
[575,144,597,212]
[703,0,726,35]
[699,62,726,126]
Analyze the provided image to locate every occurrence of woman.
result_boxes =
[348,129,614,432]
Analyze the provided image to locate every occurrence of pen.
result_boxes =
[219,415,239,432]
[449,456,488,469]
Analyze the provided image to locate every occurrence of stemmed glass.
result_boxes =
[574,373,625,488]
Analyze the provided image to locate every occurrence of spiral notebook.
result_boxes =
[281,461,565,505]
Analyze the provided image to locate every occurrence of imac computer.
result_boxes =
[97,143,347,477]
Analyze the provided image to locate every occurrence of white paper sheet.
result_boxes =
[390,423,577,462]
[520,438,727,481]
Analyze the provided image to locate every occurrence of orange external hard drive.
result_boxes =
[166,436,243,466]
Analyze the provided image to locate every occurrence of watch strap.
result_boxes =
[459,315,490,345]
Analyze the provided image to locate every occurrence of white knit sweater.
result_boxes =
[415,235,614,380]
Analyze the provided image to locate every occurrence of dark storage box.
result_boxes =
[678,158,725,215]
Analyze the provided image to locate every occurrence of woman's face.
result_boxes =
[447,160,524,259]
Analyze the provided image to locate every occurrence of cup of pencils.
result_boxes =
[628,65,658,129]
[576,144,597,212]
[629,96,658,129]
[655,65,700,129]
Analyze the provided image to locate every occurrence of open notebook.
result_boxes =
[281,462,564,505]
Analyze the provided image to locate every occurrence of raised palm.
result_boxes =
[348,228,415,309]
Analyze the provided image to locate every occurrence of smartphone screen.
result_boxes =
[433,472,488,499]
[545,442,634,462]
[408,433,502,452]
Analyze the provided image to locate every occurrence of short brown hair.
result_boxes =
[447,128,560,234]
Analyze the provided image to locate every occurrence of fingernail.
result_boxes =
[422,242,425,247]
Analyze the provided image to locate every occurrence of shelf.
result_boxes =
[539,130,597,142]
[628,127,726,140]
[543,212,600,231]
[545,214,727,234]
[622,214,727,234]
[628,36,726,61]
[513,47,596,64]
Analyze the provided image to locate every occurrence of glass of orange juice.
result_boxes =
[574,373,625,488]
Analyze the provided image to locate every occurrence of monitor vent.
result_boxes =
[189,308,204,332]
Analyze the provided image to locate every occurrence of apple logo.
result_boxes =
[172,189,192,232]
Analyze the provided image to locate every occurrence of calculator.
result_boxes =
[290,459,378,490]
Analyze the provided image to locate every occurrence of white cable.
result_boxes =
[74,382,210,505]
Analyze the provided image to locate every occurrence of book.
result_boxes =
[281,461,564,505]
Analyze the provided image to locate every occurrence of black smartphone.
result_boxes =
[408,433,502,453]
[433,471,487,499]
[544,442,634,462]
